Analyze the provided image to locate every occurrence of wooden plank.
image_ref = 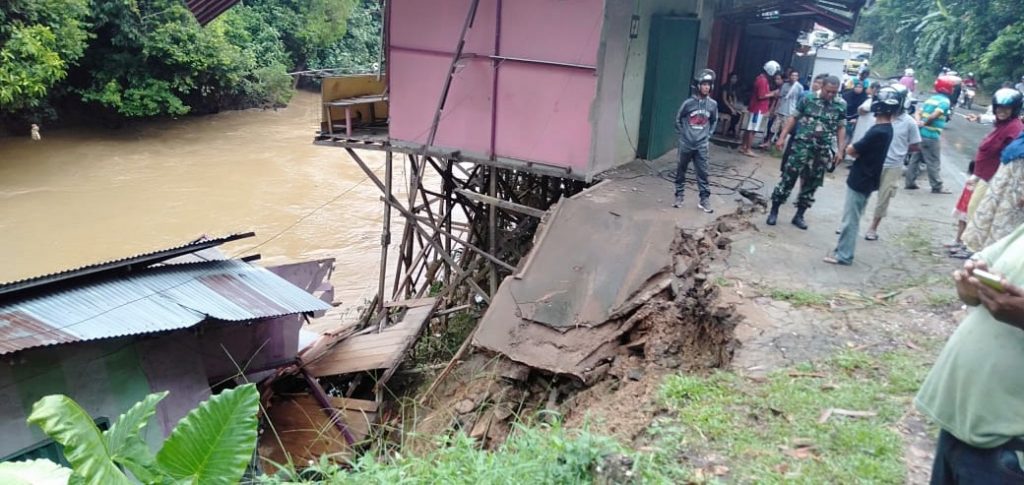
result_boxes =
[308,356,391,377]
[278,394,380,413]
[325,94,388,107]
[455,188,547,218]
[384,297,436,308]
[310,348,399,369]
[257,395,378,474]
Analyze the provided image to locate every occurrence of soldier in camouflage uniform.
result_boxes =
[767,75,847,230]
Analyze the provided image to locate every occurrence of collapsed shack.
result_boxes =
[415,214,748,448]
[254,169,754,471]
[257,298,439,471]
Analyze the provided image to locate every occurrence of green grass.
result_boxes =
[651,349,932,484]
[411,311,477,366]
[925,291,958,307]
[257,420,677,484]
[257,349,937,484]
[893,224,937,259]
[768,288,831,307]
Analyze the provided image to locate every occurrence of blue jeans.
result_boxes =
[834,188,869,264]
[676,143,710,199]
[931,430,1024,484]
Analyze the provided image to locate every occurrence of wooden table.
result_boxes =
[324,94,388,137]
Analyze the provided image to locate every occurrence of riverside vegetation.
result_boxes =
[0,0,381,127]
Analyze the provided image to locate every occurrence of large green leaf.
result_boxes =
[0,459,72,485]
[26,395,131,485]
[155,384,259,485]
[103,391,168,483]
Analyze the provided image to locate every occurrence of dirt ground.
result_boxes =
[410,142,972,482]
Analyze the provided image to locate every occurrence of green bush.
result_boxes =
[9,384,260,484]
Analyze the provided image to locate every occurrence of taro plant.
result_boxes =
[0,383,259,485]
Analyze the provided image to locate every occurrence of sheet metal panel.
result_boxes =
[0,260,331,355]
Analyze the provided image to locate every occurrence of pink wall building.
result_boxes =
[386,0,716,181]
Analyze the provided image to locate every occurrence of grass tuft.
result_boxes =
[652,348,932,483]
[768,288,831,307]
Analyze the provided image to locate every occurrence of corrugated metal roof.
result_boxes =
[0,260,331,355]
[0,233,254,297]
[185,0,241,25]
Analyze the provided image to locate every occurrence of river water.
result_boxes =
[0,91,399,322]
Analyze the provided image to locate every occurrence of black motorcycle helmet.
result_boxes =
[889,83,910,114]
[871,87,902,115]
[992,88,1024,118]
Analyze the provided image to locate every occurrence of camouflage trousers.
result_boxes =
[770,142,831,209]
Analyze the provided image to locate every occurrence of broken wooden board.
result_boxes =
[257,394,378,474]
[474,177,680,380]
[303,298,437,378]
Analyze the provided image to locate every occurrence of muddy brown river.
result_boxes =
[0,91,401,322]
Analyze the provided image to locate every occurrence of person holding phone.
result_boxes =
[916,225,1024,482]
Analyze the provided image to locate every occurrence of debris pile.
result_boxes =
[256,298,439,471]
[416,216,746,446]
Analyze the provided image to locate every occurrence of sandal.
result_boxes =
[949,248,974,259]
[942,240,963,248]
[823,254,852,266]
[864,231,878,241]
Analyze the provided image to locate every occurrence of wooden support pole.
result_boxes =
[300,367,356,445]
[381,196,515,273]
[454,188,546,218]
[345,148,492,303]
[488,167,499,295]
[424,0,482,149]
[377,149,393,329]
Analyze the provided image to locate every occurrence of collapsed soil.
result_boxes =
[407,211,754,448]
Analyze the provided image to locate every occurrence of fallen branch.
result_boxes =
[787,371,828,378]
[418,323,479,405]
[818,408,877,424]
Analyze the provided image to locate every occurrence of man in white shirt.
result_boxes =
[865,84,922,240]
[773,70,804,144]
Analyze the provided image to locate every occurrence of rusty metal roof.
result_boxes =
[0,233,254,298]
[185,0,241,25]
[0,259,331,355]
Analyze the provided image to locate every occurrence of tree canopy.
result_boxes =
[0,0,381,123]
[853,0,1024,88]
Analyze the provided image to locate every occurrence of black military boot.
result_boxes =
[766,201,780,226]
[792,207,809,230]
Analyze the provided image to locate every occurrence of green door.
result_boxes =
[637,16,700,160]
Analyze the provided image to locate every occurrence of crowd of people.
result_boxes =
[672,60,1024,482]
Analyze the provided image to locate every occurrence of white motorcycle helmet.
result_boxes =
[904,68,914,76]
[763,60,781,76]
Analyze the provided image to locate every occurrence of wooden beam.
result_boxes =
[454,188,547,218]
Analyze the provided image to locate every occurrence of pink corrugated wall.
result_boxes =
[388,0,602,174]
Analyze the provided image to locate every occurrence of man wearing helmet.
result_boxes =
[905,75,959,193]
[864,82,922,241]
[739,60,781,156]
[767,76,847,230]
[899,68,917,94]
[823,87,898,265]
[673,69,719,213]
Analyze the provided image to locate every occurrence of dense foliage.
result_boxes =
[853,0,1024,89]
[1,385,260,484]
[0,0,381,123]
